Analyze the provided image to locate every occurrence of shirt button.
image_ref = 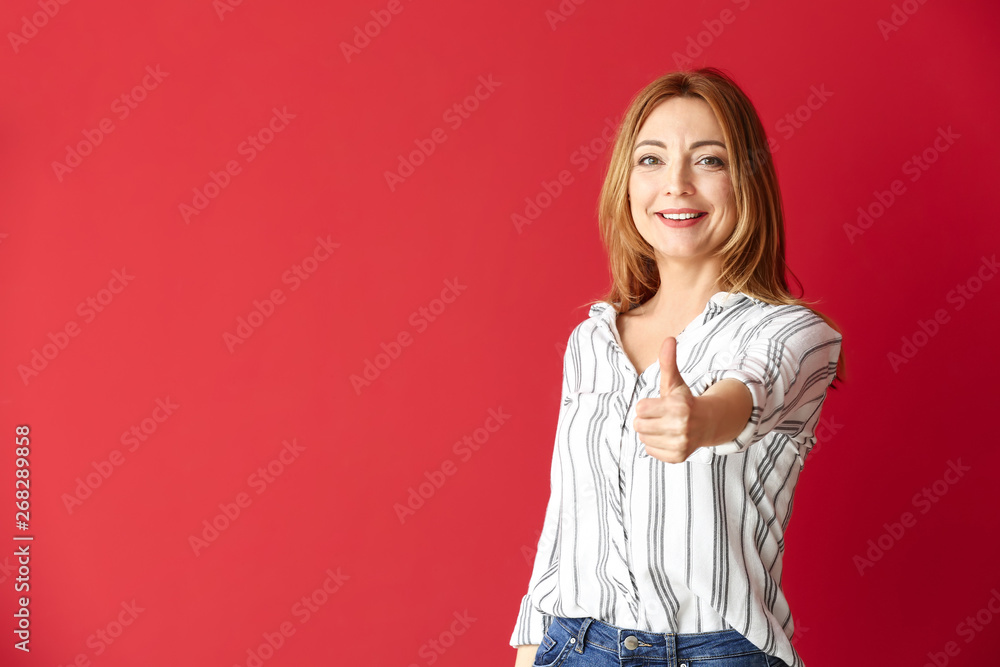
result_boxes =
[569,638,576,644]
[624,635,639,650]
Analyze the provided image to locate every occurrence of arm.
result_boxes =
[514,645,539,667]
[695,378,753,447]
[697,310,843,457]
[509,331,576,650]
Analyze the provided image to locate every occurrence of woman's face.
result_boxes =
[628,96,737,270]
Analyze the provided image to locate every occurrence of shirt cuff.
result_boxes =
[509,593,551,647]
[697,328,841,458]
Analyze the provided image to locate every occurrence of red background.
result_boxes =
[2,0,999,665]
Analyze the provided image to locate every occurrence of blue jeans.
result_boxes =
[533,616,791,667]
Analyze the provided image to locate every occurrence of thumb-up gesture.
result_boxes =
[634,337,713,463]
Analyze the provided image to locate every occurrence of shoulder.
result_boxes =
[587,300,616,319]
[742,301,842,347]
[560,301,616,350]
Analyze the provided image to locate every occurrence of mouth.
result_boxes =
[656,210,707,227]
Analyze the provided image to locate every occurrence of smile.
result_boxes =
[657,212,706,220]
[657,211,707,227]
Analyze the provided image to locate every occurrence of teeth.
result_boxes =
[660,212,703,220]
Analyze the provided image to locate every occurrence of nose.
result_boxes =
[661,158,693,196]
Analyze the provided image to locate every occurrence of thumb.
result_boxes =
[658,337,689,398]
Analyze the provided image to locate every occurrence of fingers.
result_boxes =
[635,405,693,462]
[633,414,685,437]
[643,443,690,464]
[635,393,690,421]
[658,337,687,397]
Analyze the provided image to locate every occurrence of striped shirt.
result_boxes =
[510,290,842,667]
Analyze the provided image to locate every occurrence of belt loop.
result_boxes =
[573,617,594,654]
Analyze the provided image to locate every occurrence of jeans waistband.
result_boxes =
[551,615,763,661]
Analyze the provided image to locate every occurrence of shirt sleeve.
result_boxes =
[699,307,842,457]
[509,331,575,647]
[509,489,557,646]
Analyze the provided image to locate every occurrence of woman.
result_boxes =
[510,68,845,667]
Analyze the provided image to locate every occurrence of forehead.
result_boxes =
[635,96,723,143]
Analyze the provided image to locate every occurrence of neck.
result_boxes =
[640,257,724,319]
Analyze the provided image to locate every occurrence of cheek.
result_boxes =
[702,179,733,212]
[628,199,643,226]
[627,177,640,211]
[723,181,734,203]
[719,174,734,201]
[629,173,654,203]
[629,186,650,217]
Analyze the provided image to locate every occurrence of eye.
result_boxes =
[636,154,661,166]
[698,155,726,168]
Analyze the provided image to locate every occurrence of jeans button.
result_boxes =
[624,635,639,650]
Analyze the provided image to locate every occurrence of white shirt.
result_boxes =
[510,291,842,667]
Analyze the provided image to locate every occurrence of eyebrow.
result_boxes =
[633,139,727,151]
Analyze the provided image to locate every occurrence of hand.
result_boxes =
[633,337,715,463]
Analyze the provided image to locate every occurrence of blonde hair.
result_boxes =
[590,67,845,386]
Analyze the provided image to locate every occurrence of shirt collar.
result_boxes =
[588,290,758,327]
